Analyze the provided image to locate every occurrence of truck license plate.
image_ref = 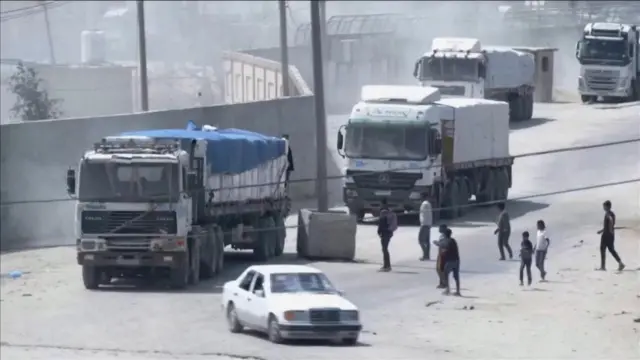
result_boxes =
[116,257,140,266]
[375,190,392,196]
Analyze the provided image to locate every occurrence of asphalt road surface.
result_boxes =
[2,101,639,360]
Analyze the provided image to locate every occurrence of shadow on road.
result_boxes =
[452,199,549,224]
[509,117,555,131]
[239,329,372,348]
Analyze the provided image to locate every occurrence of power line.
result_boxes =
[1,138,638,207]
[0,1,70,23]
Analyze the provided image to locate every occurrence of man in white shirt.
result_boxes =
[534,219,550,281]
[418,198,433,261]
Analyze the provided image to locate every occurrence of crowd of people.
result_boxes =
[376,198,626,295]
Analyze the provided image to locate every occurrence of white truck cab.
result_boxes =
[576,23,640,103]
[336,85,443,221]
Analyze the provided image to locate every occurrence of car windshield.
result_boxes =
[578,39,629,64]
[78,162,180,203]
[270,272,337,294]
[344,124,427,161]
[420,57,479,82]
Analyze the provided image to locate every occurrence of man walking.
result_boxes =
[534,220,550,281]
[494,202,513,260]
[418,197,433,261]
[282,134,294,186]
[597,200,625,271]
[377,199,398,272]
[519,231,534,286]
[441,228,461,296]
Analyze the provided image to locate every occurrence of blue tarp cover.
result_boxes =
[120,127,286,174]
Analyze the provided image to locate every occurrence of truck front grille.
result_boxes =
[346,170,422,190]
[309,309,340,323]
[584,69,618,91]
[105,238,151,251]
[81,211,177,235]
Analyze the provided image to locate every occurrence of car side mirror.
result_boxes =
[254,289,265,298]
[66,168,76,195]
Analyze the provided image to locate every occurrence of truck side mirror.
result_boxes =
[336,125,346,158]
[478,63,486,79]
[413,60,420,79]
[66,168,76,195]
[187,173,197,195]
[629,44,634,57]
[434,138,442,155]
[575,41,581,59]
[429,129,442,155]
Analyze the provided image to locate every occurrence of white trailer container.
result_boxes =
[414,37,536,122]
[337,85,514,221]
[436,97,510,165]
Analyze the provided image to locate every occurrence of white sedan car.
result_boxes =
[221,264,362,344]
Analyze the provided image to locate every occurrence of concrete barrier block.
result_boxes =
[296,209,357,261]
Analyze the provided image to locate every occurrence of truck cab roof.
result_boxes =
[350,86,441,125]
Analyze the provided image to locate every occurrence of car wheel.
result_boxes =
[226,303,243,333]
[268,316,283,344]
[343,335,359,346]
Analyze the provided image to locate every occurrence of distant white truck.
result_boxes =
[336,85,513,222]
[576,23,640,103]
[413,37,535,122]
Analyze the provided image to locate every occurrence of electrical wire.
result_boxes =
[0,1,70,23]
[1,137,638,207]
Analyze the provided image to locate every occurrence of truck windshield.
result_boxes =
[78,162,180,203]
[578,39,629,64]
[420,57,479,82]
[344,125,427,161]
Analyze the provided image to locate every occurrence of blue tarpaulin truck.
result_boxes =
[66,123,291,289]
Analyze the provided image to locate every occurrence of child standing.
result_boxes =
[519,231,534,286]
[534,220,550,281]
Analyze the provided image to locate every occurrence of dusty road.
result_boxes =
[2,101,639,359]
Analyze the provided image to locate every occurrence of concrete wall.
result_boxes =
[1,62,136,123]
[0,96,315,250]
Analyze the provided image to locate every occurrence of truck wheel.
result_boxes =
[82,265,101,290]
[214,226,225,274]
[200,227,216,279]
[349,208,365,223]
[508,95,521,121]
[273,215,286,257]
[495,169,510,201]
[188,240,200,286]
[171,253,190,289]
[456,178,470,216]
[581,95,595,104]
[630,80,639,102]
[477,171,495,206]
[525,93,534,120]
[441,180,459,219]
[253,217,276,261]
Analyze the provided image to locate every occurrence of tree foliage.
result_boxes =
[8,62,62,121]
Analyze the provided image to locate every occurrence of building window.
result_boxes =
[541,56,549,72]
[235,74,242,99]
[245,76,252,101]
[257,79,264,100]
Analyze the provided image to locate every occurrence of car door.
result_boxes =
[233,270,256,324]
[245,272,269,331]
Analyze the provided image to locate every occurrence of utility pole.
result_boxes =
[136,0,149,111]
[310,0,328,212]
[40,1,56,64]
[278,0,290,97]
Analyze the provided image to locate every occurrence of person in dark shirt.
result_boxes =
[377,198,396,272]
[519,231,534,286]
[441,228,461,296]
[494,202,513,260]
[282,134,294,186]
[434,224,448,288]
[597,200,625,271]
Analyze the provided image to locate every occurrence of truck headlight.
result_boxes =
[80,239,106,251]
[340,310,359,322]
[150,238,186,251]
[578,77,585,89]
[283,310,309,322]
[617,78,629,90]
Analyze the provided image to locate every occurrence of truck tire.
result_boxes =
[214,226,225,274]
[348,208,365,223]
[508,95,522,121]
[441,180,459,220]
[253,217,276,261]
[630,80,639,102]
[581,95,596,104]
[525,93,534,120]
[456,177,470,216]
[273,215,286,257]
[477,171,495,206]
[82,265,101,290]
[171,252,190,289]
[188,239,200,286]
[200,227,216,279]
[495,169,510,201]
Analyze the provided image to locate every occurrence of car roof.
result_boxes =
[247,264,323,275]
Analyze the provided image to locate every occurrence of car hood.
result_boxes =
[269,293,357,311]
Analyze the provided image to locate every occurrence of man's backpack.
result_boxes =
[386,210,398,232]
